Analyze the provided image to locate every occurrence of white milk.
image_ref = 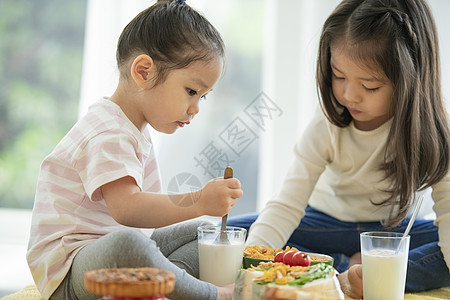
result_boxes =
[362,249,408,300]
[198,238,245,286]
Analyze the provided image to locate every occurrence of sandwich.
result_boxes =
[234,262,344,300]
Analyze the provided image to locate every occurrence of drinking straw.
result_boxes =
[396,194,424,253]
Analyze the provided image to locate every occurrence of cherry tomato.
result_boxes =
[292,251,311,267]
[282,251,296,266]
[274,251,285,263]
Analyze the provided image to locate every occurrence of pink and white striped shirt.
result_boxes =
[26,98,161,299]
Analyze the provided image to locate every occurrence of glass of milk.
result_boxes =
[198,225,246,286]
[360,231,410,300]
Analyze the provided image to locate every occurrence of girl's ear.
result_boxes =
[130,54,156,88]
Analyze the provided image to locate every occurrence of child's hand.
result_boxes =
[217,283,234,300]
[196,177,243,217]
[337,264,363,299]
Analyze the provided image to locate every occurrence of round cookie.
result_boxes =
[84,267,175,298]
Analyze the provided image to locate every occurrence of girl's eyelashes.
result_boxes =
[364,86,380,93]
[187,88,198,96]
[186,88,208,100]
[332,73,381,93]
[332,72,344,80]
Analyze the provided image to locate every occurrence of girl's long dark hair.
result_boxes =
[316,0,450,227]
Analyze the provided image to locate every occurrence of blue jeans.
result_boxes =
[227,206,450,292]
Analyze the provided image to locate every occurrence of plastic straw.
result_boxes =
[396,195,424,253]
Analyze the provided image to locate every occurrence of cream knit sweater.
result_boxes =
[247,108,450,270]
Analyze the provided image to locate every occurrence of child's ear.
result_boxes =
[130,54,156,88]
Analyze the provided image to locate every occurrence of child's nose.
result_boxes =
[187,102,199,116]
[343,82,362,103]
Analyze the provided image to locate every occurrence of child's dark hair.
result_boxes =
[116,0,225,86]
[316,0,450,227]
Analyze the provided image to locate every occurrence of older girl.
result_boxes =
[228,0,450,298]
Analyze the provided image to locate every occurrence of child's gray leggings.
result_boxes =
[50,219,217,300]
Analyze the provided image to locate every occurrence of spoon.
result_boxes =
[214,166,233,245]
[396,194,424,253]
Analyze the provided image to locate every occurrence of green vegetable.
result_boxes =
[287,263,333,286]
[255,263,334,286]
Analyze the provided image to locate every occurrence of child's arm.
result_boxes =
[101,175,243,228]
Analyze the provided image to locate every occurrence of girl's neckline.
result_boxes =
[350,117,392,135]
[101,97,152,147]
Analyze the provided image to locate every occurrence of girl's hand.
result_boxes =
[196,177,243,217]
[338,264,363,299]
[217,283,234,300]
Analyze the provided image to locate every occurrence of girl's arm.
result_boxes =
[101,175,243,228]
[431,172,450,270]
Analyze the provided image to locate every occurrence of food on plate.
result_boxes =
[244,245,326,262]
[281,251,297,266]
[275,250,312,267]
[274,251,285,263]
[244,245,283,260]
[234,261,344,300]
[243,245,332,269]
[84,267,175,299]
[292,251,311,267]
[254,262,331,286]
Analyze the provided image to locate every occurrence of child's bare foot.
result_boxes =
[217,283,234,300]
[349,251,361,267]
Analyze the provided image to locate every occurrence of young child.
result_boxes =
[228,0,450,298]
[26,1,242,299]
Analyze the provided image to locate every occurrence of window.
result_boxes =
[0,0,88,295]
[0,0,87,209]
